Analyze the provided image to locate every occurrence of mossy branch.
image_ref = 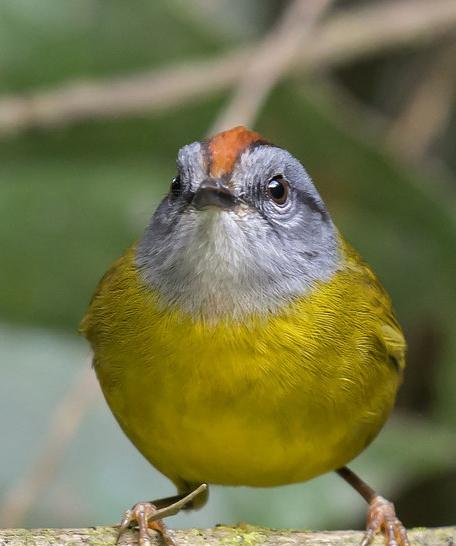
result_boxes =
[1,526,454,546]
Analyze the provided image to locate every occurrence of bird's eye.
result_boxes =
[267,175,289,205]
[170,175,182,197]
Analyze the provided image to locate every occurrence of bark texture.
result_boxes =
[0,526,454,546]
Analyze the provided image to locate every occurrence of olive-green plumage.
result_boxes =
[81,235,404,493]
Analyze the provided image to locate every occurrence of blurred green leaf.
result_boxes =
[0,0,222,92]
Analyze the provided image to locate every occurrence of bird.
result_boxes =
[81,126,409,546]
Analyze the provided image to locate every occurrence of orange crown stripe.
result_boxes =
[207,126,265,178]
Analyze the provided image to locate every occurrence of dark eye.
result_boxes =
[267,175,289,205]
[170,175,182,197]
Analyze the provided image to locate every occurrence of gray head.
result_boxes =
[136,126,341,322]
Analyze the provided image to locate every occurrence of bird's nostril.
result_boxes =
[192,179,236,210]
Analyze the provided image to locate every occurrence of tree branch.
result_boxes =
[0,0,455,135]
[209,0,334,134]
[1,525,454,546]
[386,42,456,161]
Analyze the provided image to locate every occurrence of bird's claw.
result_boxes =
[362,495,409,546]
[117,502,176,546]
[116,485,207,546]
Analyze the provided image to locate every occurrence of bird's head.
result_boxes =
[137,126,340,322]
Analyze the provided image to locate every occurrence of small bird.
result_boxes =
[81,127,409,546]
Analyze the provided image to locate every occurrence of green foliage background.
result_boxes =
[1,0,455,532]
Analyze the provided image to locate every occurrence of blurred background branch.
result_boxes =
[209,0,334,134]
[0,0,455,136]
[386,42,456,162]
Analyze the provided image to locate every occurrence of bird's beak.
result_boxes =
[192,179,237,210]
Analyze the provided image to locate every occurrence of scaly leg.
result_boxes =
[117,483,207,546]
[337,467,409,546]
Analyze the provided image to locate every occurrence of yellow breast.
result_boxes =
[81,240,404,488]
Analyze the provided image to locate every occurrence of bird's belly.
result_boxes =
[134,402,370,487]
[99,346,393,487]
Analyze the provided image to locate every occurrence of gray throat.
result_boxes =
[135,207,341,323]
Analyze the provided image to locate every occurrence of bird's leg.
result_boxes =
[336,467,409,546]
[117,483,207,546]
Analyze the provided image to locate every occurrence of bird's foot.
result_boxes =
[362,495,409,546]
[118,502,175,546]
[117,484,207,546]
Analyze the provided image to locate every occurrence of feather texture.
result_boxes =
[81,236,404,489]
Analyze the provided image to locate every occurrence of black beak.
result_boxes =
[192,179,237,210]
